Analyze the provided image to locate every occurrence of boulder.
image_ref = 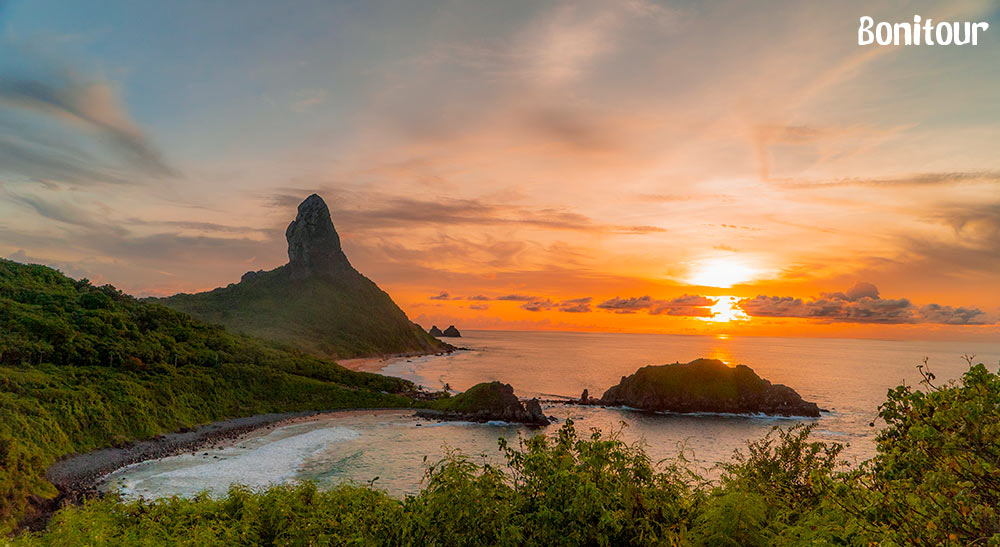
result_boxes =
[599,358,820,417]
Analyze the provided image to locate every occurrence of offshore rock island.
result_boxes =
[595,358,821,417]
[417,381,549,425]
[156,195,449,359]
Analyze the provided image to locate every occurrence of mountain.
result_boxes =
[156,194,448,359]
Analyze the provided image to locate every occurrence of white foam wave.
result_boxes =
[114,426,359,498]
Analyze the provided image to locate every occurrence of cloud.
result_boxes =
[738,283,992,325]
[918,304,988,325]
[0,67,176,179]
[900,202,1000,277]
[775,170,1000,189]
[597,294,717,316]
[495,294,536,302]
[520,296,594,313]
[0,42,176,186]
[429,291,451,300]
[270,189,665,235]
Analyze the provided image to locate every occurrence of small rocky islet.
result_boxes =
[417,381,549,425]
[586,358,820,417]
[428,325,461,337]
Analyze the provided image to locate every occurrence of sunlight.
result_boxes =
[686,257,760,288]
[701,296,750,323]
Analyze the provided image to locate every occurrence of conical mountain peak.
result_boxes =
[285,194,351,275]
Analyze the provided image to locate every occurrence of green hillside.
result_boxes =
[157,263,442,360]
[0,258,416,533]
[156,194,447,359]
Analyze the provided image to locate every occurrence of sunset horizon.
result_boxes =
[2,0,998,341]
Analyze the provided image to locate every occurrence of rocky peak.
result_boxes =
[286,194,351,276]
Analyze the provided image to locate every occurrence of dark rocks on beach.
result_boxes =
[580,389,590,403]
[428,325,444,336]
[417,381,550,425]
[441,325,461,337]
[599,358,820,417]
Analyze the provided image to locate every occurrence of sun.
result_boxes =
[701,296,750,323]
[686,257,760,288]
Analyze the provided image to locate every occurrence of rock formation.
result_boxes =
[156,194,450,359]
[417,381,550,425]
[428,325,444,337]
[286,194,352,277]
[599,358,820,417]
[441,325,462,337]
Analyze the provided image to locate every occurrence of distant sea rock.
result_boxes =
[417,381,549,425]
[441,325,461,337]
[428,325,444,336]
[599,358,820,417]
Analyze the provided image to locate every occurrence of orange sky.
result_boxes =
[1,0,998,340]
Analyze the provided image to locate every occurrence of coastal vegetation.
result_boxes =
[11,353,1000,544]
[0,258,417,533]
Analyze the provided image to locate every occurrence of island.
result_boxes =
[597,358,820,417]
[441,325,462,337]
[428,325,444,336]
[417,381,549,425]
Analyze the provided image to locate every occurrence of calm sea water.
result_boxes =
[102,330,1000,499]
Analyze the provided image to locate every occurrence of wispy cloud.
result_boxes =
[271,189,665,235]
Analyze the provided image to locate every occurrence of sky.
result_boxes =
[1,0,998,340]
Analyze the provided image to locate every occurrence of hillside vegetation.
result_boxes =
[16,357,1000,544]
[0,259,416,533]
[157,265,442,359]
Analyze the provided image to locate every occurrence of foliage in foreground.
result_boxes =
[0,259,416,533]
[17,358,1000,546]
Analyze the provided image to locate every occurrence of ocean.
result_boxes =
[102,330,1000,499]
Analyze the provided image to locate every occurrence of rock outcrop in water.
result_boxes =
[428,325,444,336]
[417,381,549,425]
[599,358,820,417]
[155,194,450,359]
[441,325,461,337]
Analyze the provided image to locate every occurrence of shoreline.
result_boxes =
[29,408,415,532]
[339,348,461,373]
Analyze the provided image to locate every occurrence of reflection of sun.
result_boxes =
[702,296,750,323]
[709,346,733,365]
